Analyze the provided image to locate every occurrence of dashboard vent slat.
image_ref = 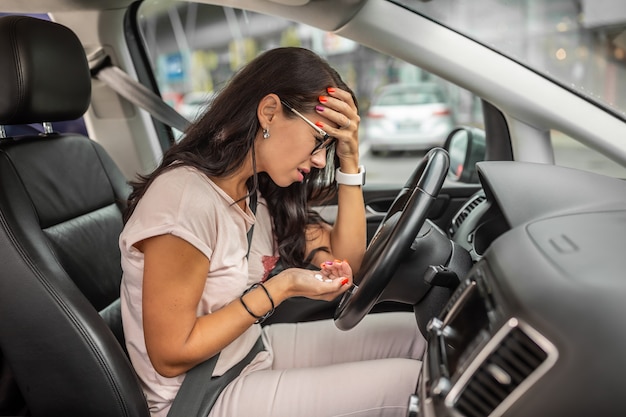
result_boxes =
[454,326,549,417]
[451,193,486,234]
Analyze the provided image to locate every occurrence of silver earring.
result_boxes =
[263,128,270,139]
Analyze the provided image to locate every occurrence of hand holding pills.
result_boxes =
[285,260,353,301]
[317,259,351,287]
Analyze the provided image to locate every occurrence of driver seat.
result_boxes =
[0,15,149,416]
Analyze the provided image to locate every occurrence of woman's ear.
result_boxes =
[257,93,280,128]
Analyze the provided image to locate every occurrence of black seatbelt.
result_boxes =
[167,192,259,417]
[167,337,264,417]
[246,191,258,258]
[87,48,192,134]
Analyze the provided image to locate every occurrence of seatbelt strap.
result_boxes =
[167,336,264,417]
[246,191,258,258]
[167,192,259,417]
[87,48,191,134]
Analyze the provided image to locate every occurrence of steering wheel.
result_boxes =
[334,147,450,330]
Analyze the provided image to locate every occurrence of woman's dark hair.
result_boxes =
[124,47,358,268]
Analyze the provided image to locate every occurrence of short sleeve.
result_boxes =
[120,167,221,261]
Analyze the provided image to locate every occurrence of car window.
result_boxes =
[135,2,484,186]
[552,130,626,177]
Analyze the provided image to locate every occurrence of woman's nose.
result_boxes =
[310,149,328,169]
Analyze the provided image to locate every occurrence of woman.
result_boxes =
[120,47,425,417]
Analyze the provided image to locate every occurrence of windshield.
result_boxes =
[396,0,626,119]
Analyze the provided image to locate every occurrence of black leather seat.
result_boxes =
[0,15,149,417]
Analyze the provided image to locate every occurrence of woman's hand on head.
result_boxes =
[316,87,360,171]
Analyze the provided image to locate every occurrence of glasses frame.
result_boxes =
[281,100,335,156]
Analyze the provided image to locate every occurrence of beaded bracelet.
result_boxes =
[239,282,275,324]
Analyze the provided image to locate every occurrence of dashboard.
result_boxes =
[413,161,626,417]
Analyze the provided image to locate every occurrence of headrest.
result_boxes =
[0,15,91,125]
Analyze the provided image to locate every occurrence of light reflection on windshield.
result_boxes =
[394,0,626,118]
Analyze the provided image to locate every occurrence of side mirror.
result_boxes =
[444,126,486,183]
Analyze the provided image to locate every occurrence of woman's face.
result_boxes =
[257,107,336,187]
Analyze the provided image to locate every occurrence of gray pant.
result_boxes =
[210,312,425,417]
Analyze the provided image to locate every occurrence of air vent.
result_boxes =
[450,192,487,237]
[454,326,549,417]
[453,194,486,230]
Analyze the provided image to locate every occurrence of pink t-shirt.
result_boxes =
[119,166,276,416]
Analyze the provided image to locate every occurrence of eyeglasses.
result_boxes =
[281,100,335,156]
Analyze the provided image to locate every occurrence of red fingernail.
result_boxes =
[318,95,328,103]
[341,278,349,286]
[327,87,336,94]
[315,121,324,128]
